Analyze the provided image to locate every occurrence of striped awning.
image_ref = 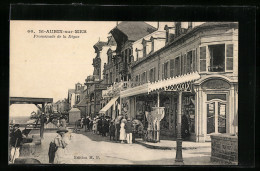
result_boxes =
[99,96,119,114]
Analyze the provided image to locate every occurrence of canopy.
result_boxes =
[99,96,119,114]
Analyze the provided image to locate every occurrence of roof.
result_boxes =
[132,22,238,68]
[111,22,157,41]
[93,41,107,51]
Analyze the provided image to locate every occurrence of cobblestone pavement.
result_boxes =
[29,128,220,165]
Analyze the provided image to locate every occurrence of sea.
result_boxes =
[9,116,30,125]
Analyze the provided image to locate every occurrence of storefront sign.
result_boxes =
[164,82,192,92]
[202,79,230,90]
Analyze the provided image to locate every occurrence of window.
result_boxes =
[164,62,169,79]
[200,46,207,72]
[226,44,233,71]
[192,50,196,72]
[175,57,180,76]
[208,44,225,72]
[128,49,132,63]
[141,72,147,83]
[170,59,175,77]
[149,68,156,82]
[183,54,187,74]
[110,72,113,83]
[187,51,192,73]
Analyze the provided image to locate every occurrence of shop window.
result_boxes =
[200,46,206,72]
[208,44,225,72]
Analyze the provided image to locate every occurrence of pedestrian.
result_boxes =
[89,118,93,131]
[9,124,24,163]
[125,118,133,144]
[53,128,69,164]
[119,119,127,143]
[74,119,81,132]
[181,113,190,139]
[97,117,102,135]
[109,121,116,141]
[92,118,97,134]
[105,118,110,136]
[80,117,84,128]
[85,117,90,131]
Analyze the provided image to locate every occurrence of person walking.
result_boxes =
[85,116,90,131]
[109,121,116,141]
[53,128,69,164]
[80,117,84,128]
[9,124,24,163]
[125,118,133,144]
[92,118,97,134]
[119,119,127,143]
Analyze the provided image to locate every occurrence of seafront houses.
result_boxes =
[100,22,158,118]
[120,22,238,142]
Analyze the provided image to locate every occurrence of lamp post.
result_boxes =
[175,91,184,164]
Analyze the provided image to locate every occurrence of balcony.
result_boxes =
[208,65,225,72]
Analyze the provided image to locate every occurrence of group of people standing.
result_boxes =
[109,115,135,144]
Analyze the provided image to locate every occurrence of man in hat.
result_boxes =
[53,128,69,164]
[9,124,24,163]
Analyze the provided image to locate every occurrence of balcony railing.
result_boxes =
[208,65,225,72]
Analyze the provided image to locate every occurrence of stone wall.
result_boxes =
[211,134,238,165]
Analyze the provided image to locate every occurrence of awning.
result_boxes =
[120,83,150,98]
[148,72,200,93]
[99,96,119,114]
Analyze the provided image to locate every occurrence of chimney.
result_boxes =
[188,22,193,29]
[157,21,159,30]
[116,21,118,26]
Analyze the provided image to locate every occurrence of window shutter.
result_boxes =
[192,50,196,72]
[170,59,175,78]
[153,68,156,82]
[162,63,164,80]
[200,46,207,72]
[184,54,187,74]
[226,44,233,71]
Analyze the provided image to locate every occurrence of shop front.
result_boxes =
[193,75,238,142]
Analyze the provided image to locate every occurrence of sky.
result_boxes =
[10,21,161,117]
[10,21,204,117]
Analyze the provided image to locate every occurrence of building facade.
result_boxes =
[120,22,238,142]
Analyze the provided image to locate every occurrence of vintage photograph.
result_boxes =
[9,21,238,165]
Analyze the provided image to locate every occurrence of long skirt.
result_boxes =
[119,128,126,140]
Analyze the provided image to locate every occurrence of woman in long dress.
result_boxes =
[119,119,127,143]
[54,129,69,164]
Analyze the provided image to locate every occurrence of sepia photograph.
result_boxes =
[9,20,240,165]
